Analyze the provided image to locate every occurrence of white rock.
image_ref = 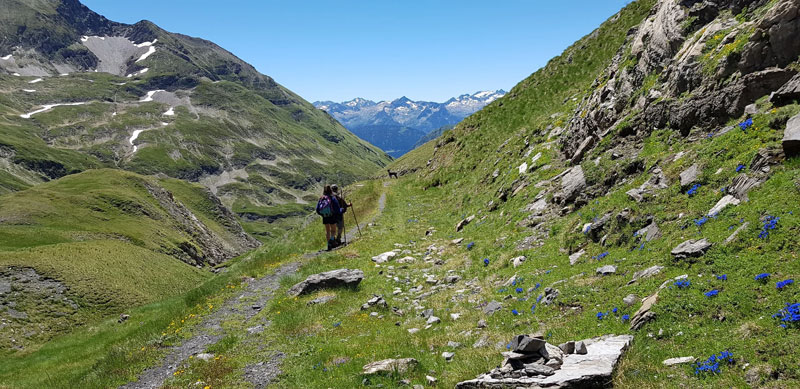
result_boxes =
[663,356,696,366]
[707,195,740,217]
[372,251,397,264]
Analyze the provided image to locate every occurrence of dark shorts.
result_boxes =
[322,216,337,225]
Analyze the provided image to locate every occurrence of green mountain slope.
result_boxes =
[0,169,261,349]
[0,0,390,238]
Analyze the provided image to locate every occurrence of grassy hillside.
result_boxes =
[0,169,260,350]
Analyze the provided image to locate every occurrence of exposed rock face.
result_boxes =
[636,222,661,242]
[707,195,741,217]
[783,113,800,157]
[629,265,664,284]
[287,269,364,296]
[144,182,260,266]
[671,239,712,259]
[630,292,659,331]
[456,335,634,388]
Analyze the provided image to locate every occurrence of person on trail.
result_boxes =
[331,184,351,246]
[317,185,342,251]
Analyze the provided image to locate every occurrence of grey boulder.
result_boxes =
[287,269,364,296]
[671,239,712,259]
[783,112,800,157]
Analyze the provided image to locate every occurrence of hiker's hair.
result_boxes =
[323,185,332,196]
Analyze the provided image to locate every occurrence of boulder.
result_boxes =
[568,249,585,265]
[783,112,800,157]
[635,222,661,242]
[744,103,758,115]
[362,358,418,375]
[707,195,740,217]
[511,256,527,268]
[596,265,617,276]
[510,335,546,353]
[623,294,638,306]
[371,251,397,263]
[679,163,700,187]
[628,265,664,285]
[456,215,476,232]
[630,292,658,331]
[729,174,762,201]
[671,239,712,259]
[558,166,586,204]
[483,301,503,315]
[287,269,364,296]
[770,73,800,106]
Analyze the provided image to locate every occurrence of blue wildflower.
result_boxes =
[716,274,727,281]
[511,309,520,316]
[612,307,618,314]
[483,258,490,266]
[545,270,552,274]
[621,314,630,322]
[534,282,541,290]
[333,321,341,327]
[596,311,606,320]
[759,216,779,239]
[695,351,734,376]
[739,118,753,131]
[592,252,609,260]
[773,303,800,329]
[694,217,709,227]
[467,242,475,250]
[736,164,745,173]
[531,304,537,314]
[687,184,701,196]
[516,287,524,294]
[755,273,771,281]
[777,279,795,290]
[704,289,719,298]
[674,279,691,289]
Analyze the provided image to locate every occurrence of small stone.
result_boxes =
[426,316,441,325]
[442,351,455,361]
[118,314,130,323]
[574,341,588,355]
[445,275,461,284]
[483,301,502,315]
[524,363,555,376]
[450,313,461,320]
[477,319,488,328]
[447,341,462,348]
[426,375,437,384]
[473,335,490,348]
[596,265,617,276]
[569,249,585,265]
[421,309,434,319]
[511,256,527,268]
[623,294,638,306]
[671,239,712,259]
[679,164,700,187]
[663,356,696,366]
[408,328,420,334]
[362,358,418,375]
[372,251,397,264]
[510,334,546,353]
[196,353,214,361]
[558,341,575,354]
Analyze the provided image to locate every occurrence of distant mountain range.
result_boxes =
[314,90,506,157]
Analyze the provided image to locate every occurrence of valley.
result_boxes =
[2,0,800,388]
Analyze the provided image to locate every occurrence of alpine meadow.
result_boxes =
[2,0,800,388]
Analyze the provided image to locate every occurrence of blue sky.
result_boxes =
[82,0,632,103]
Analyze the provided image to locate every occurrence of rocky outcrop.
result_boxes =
[770,74,800,105]
[287,269,364,297]
[456,335,633,388]
[555,166,586,205]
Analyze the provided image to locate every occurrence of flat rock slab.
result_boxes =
[287,269,364,296]
[671,239,712,259]
[596,265,617,276]
[629,265,664,284]
[456,335,634,388]
[663,356,696,366]
[679,163,700,187]
[708,195,740,217]
[362,358,418,375]
[559,166,586,204]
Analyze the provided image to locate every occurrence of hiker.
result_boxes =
[388,169,398,179]
[316,185,342,250]
[331,184,352,246]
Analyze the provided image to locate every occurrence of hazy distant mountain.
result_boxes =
[314,90,505,157]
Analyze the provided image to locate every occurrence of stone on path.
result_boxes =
[362,358,418,375]
[287,269,364,296]
[671,239,712,259]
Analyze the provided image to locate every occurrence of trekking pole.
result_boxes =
[351,202,363,239]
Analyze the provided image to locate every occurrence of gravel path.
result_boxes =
[120,262,300,389]
[121,182,390,388]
